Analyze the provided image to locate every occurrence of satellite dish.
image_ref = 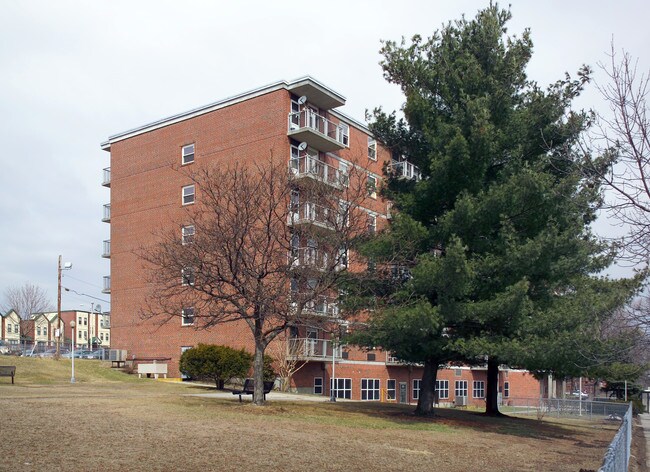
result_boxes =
[297,95,307,105]
[95,305,102,314]
[297,142,308,151]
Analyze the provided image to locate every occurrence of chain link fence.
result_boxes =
[598,402,632,472]
[1,341,108,359]
[502,397,629,420]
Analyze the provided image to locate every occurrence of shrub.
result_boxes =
[179,344,252,389]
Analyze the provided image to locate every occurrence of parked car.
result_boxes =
[569,390,589,399]
[0,341,9,355]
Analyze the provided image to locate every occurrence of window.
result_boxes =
[105,334,109,342]
[78,330,82,339]
[182,185,195,205]
[330,378,352,399]
[100,333,104,341]
[368,137,377,160]
[455,368,462,377]
[182,225,195,245]
[290,99,300,130]
[337,247,348,270]
[504,381,510,398]
[78,317,82,325]
[182,307,195,326]
[387,379,396,401]
[43,327,47,335]
[14,324,18,334]
[314,377,323,395]
[436,380,449,399]
[37,327,41,336]
[473,381,485,398]
[367,214,377,234]
[413,379,421,400]
[182,143,195,165]
[182,267,195,286]
[339,123,349,147]
[84,318,87,326]
[339,161,349,187]
[455,380,468,398]
[361,379,380,401]
[84,331,87,340]
[367,174,377,199]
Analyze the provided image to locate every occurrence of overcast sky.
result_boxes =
[0,0,648,313]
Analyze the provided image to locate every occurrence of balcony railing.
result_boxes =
[290,247,332,271]
[102,167,111,187]
[102,239,111,258]
[289,202,335,229]
[390,160,421,181]
[304,296,339,317]
[287,338,342,360]
[102,204,111,223]
[102,276,111,294]
[290,155,348,188]
[288,110,348,152]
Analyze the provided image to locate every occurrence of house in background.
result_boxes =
[101,77,541,404]
[1,309,21,345]
[55,310,110,349]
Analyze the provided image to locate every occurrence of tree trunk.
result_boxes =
[253,341,266,405]
[414,358,438,416]
[484,356,504,417]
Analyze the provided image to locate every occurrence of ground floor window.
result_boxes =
[314,377,323,395]
[504,381,510,398]
[386,379,396,401]
[361,379,380,401]
[412,379,421,400]
[473,380,485,398]
[436,380,449,399]
[331,378,351,399]
[455,380,468,398]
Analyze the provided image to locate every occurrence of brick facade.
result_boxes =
[101,77,540,401]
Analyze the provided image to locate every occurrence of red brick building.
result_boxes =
[101,77,540,404]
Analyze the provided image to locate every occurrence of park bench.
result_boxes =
[232,378,274,402]
[0,366,16,384]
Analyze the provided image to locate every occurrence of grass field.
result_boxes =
[0,357,623,471]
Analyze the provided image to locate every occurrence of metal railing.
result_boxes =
[390,160,421,181]
[289,202,334,228]
[102,167,111,186]
[102,239,111,258]
[287,337,342,360]
[288,110,348,146]
[102,276,111,294]
[598,402,632,472]
[102,204,111,222]
[290,155,348,188]
[291,247,330,270]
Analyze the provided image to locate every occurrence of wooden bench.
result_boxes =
[0,366,16,384]
[232,378,274,402]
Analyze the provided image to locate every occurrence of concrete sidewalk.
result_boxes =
[638,413,650,470]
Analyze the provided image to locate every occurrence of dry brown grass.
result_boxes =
[0,360,619,471]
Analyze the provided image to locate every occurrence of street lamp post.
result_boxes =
[70,320,76,383]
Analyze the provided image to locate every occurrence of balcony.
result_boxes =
[288,202,335,230]
[304,296,339,317]
[288,110,348,152]
[291,247,331,271]
[102,204,111,223]
[102,276,111,294]
[102,167,111,187]
[290,155,347,189]
[102,240,111,258]
[389,160,421,181]
[287,337,342,360]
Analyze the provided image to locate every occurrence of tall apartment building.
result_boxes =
[101,77,540,403]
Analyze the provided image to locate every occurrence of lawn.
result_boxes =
[0,357,620,471]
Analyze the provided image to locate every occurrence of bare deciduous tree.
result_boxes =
[140,156,370,404]
[0,283,54,320]
[586,44,650,264]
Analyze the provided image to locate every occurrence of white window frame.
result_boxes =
[368,214,377,234]
[330,378,352,399]
[181,307,195,326]
[182,143,195,165]
[386,379,396,401]
[412,379,421,400]
[367,174,377,199]
[473,380,485,399]
[314,377,323,395]
[182,267,195,286]
[455,380,468,398]
[182,185,195,205]
[436,379,449,399]
[361,378,380,401]
[182,225,195,245]
[339,122,350,147]
[368,136,377,160]
[504,381,510,398]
